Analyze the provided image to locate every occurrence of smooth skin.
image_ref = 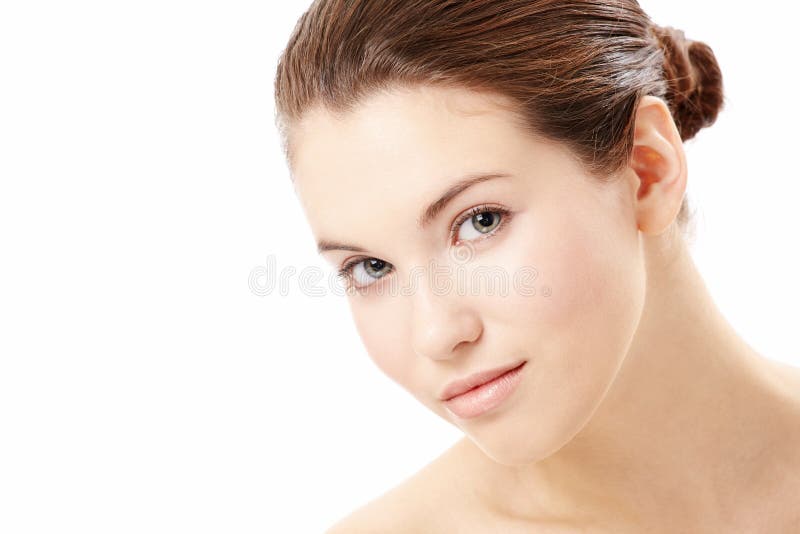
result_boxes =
[289,84,800,533]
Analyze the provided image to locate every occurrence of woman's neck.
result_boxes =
[461,231,800,530]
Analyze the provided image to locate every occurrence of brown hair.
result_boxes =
[274,0,724,231]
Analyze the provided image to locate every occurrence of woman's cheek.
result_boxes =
[502,216,642,378]
[348,297,417,389]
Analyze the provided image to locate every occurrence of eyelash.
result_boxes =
[337,257,379,285]
[337,203,513,288]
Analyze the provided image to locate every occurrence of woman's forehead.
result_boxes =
[289,86,533,197]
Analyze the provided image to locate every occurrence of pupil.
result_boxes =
[476,213,495,227]
[367,259,385,273]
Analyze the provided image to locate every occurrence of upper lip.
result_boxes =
[439,360,526,401]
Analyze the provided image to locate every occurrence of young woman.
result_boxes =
[274,1,800,531]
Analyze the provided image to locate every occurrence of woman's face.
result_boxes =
[290,85,647,465]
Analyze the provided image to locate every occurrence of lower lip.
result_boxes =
[443,362,526,420]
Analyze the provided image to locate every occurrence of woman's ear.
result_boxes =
[627,95,688,235]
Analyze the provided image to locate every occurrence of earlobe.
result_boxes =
[629,95,688,235]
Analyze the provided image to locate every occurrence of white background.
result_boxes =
[0,1,797,532]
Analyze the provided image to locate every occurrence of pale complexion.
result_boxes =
[290,85,800,532]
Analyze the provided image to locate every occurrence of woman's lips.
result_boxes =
[442,361,527,420]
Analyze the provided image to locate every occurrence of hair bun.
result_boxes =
[651,24,725,141]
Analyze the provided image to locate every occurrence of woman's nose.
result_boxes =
[409,284,483,361]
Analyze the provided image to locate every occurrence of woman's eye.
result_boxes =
[338,206,509,293]
[340,258,393,289]
[454,209,505,242]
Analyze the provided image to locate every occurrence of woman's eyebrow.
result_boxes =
[416,171,512,230]
[317,241,367,254]
[317,171,512,255]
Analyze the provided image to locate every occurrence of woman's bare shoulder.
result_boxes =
[324,475,431,533]
[323,488,425,534]
[324,440,481,533]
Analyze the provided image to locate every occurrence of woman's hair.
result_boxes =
[274,0,724,232]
